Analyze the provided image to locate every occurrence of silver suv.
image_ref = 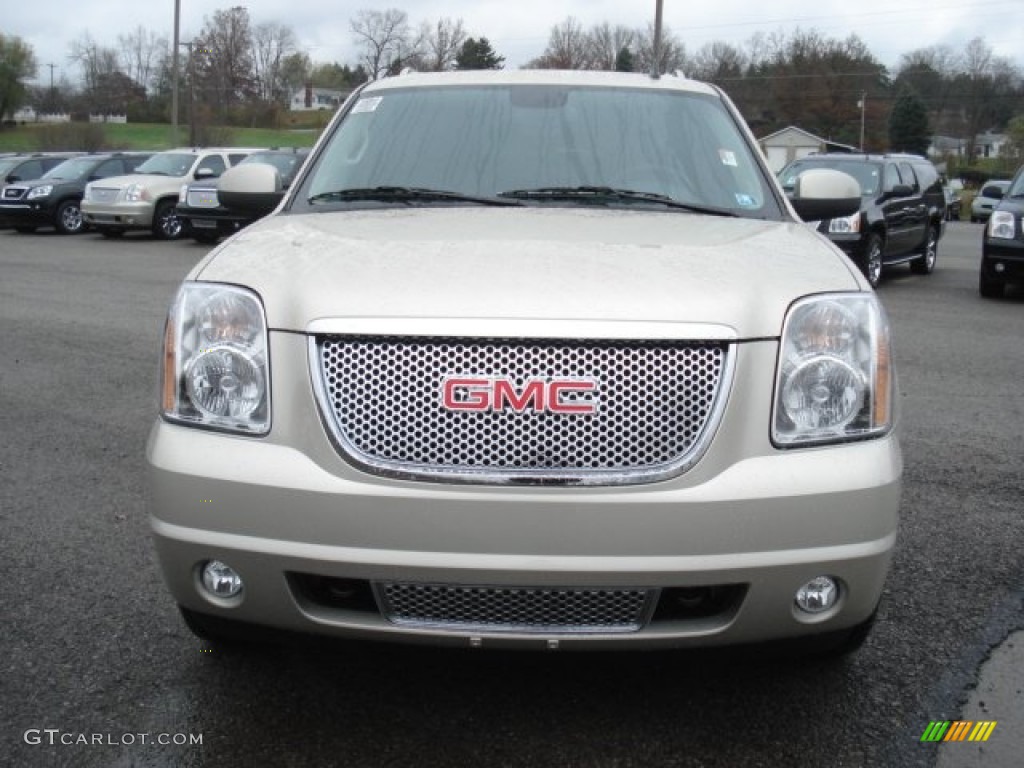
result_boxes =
[149,71,900,654]
[81,148,254,239]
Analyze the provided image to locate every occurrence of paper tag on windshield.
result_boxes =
[352,97,383,114]
[719,149,738,167]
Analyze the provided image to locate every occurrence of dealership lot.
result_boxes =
[2,223,1022,767]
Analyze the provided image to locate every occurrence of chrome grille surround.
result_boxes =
[311,334,733,486]
[375,582,658,634]
[2,186,27,200]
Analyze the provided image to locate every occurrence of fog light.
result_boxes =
[994,262,1005,273]
[795,576,838,613]
[201,560,243,598]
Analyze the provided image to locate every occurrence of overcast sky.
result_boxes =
[10,0,1024,87]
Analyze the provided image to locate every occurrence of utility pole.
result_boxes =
[859,91,866,151]
[47,63,56,112]
[172,0,181,146]
[180,41,196,146]
[651,0,664,79]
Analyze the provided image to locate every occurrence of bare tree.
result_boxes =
[251,22,298,102]
[418,17,467,72]
[68,32,120,94]
[350,8,413,80]
[689,41,747,83]
[634,23,686,76]
[527,17,592,69]
[194,6,257,108]
[117,25,167,94]
[586,23,634,71]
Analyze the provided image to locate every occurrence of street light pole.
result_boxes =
[651,0,664,78]
[859,91,866,151]
[172,0,181,146]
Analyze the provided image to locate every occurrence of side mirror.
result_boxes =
[888,183,913,198]
[7,174,21,183]
[217,163,284,215]
[788,169,861,221]
[194,167,217,180]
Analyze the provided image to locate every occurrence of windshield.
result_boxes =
[135,152,197,177]
[780,160,881,196]
[242,152,304,179]
[0,158,23,175]
[42,157,100,180]
[1009,173,1024,198]
[300,84,776,217]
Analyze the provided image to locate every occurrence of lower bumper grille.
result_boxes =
[376,582,656,634]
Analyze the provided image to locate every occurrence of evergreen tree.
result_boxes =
[455,38,504,70]
[888,86,931,155]
[614,46,634,72]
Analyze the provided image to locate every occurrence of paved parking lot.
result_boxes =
[2,223,1021,767]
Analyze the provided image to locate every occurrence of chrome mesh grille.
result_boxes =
[186,187,220,208]
[89,187,119,204]
[377,582,655,633]
[2,186,26,200]
[315,336,729,483]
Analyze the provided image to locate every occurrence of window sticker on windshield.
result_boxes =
[719,149,738,167]
[735,193,757,208]
[352,96,383,114]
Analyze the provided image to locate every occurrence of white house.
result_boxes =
[290,85,351,112]
[757,126,858,173]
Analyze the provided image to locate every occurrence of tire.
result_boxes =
[14,225,37,234]
[54,199,84,235]
[979,268,1005,299]
[98,227,125,238]
[152,200,183,240]
[859,233,883,289]
[910,225,938,275]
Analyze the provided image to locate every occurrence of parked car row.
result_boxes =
[0,146,310,242]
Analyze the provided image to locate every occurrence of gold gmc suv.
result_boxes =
[148,70,900,654]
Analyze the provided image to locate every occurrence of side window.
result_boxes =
[228,153,250,166]
[16,160,43,179]
[124,156,148,172]
[883,163,902,192]
[94,160,123,178]
[898,163,919,192]
[913,162,939,192]
[198,155,227,177]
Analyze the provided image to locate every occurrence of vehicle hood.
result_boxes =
[194,207,866,339]
[91,173,187,189]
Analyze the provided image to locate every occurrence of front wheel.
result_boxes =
[910,225,938,275]
[859,233,883,289]
[55,200,84,235]
[152,200,183,240]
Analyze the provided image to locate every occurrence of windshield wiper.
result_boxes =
[308,186,522,207]
[496,186,739,217]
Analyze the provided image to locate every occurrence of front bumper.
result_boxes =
[81,200,154,229]
[148,333,901,650]
[0,201,57,226]
[176,204,251,237]
[982,237,1024,281]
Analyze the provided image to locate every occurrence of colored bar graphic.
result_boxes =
[920,721,997,743]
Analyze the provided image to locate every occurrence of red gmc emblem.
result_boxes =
[442,377,597,414]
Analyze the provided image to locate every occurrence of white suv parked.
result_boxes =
[81,148,255,239]
[149,71,900,655]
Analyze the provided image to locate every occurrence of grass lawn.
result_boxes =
[0,120,325,152]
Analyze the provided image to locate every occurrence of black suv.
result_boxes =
[980,164,1024,298]
[0,153,81,227]
[0,152,151,234]
[779,153,945,288]
[176,148,310,244]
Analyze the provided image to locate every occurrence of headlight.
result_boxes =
[828,213,861,234]
[27,185,53,199]
[178,184,188,204]
[988,210,1016,240]
[773,294,893,447]
[124,183,147,202]
[161,283,270,435]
